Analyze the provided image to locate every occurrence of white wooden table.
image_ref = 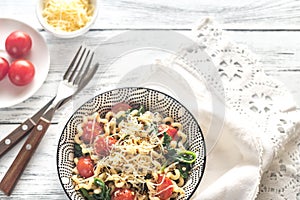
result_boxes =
[0,0,299,199]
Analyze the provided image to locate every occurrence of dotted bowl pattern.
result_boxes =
[57,87,206,200]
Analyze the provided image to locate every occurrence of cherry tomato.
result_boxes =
[158,124,178,140]
[111,102,131,114]
[8,59,35,86]
[77,156,94,178]
[111,188,136,200]
[81,119,103,144]
[156,174,173,200]
[5,31,32,58]
[94,135,117,157]
[0,57,9,81]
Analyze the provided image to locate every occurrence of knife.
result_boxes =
[0,97,55,158]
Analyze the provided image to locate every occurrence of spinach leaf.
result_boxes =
[162,132,172,147]
[128,105,145,115]
[161,131,197,177]
[117,105,145,124]
[177,151,197,164]
[116,115,126,125]
[138,105,145,115]
[74,143,83,158]
[93,178,111,200]
[162,148,197,174]
[177,162,191,179]
[79,188,94,200]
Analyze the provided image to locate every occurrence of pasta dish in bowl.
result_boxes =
[57,87,206,200]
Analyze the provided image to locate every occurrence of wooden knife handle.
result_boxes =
[0,117,51,196]
[0,119,35,158]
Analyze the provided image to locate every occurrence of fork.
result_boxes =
[0,46,95,159]
[0,46,98,196]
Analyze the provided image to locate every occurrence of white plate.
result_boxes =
[91,32,223,152]
[0,18,50,108]
[106,49,198,106]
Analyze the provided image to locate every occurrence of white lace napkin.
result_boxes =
[186,72,272,200]
[165,58,268,199]
[178,18,300,200]
[64,17,300,199]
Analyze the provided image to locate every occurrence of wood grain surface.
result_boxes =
[1,0,300,29]
[0,0,299,199]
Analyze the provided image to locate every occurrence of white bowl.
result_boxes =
[36,0,98,38]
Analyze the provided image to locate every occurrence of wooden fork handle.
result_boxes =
[0,117,51,196]
[0,118,35,158]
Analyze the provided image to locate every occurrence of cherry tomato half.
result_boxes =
[8,59,35,86]
[156,174,174,200]
[5,31,32,59]
[158,124,178,140]
[0,57,9,81]
[94,135,117,157]
[81,120,103,144]
[77,156,94,178]
[111,188,136,200]
[111,102,131,114]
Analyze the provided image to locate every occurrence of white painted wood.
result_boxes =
[224,31,300,105]
[0,0,300,29]
[0,0,299,199]
[0,30,299,123]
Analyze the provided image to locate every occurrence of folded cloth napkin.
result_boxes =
[165,56,268,199]
[175,18,300,200]
[63,17,300,200]
[188,82,269,200]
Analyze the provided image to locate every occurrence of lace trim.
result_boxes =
[189,18,300,199]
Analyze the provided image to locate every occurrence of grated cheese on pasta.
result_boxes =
[72,108,190,199]
[42,0,94,32]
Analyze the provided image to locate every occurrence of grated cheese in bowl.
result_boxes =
[36,0,98,38]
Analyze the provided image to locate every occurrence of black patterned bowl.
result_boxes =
[57,87,206,200]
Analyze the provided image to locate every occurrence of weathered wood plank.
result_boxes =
[0,30,299,123]
[1,0,300,29]
[224,30,300,106]
[0,0,299,199]
[0,125,67,199]
[99,0,300,29]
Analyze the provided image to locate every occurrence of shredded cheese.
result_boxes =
[72,108,191,199]
[42,0,94,32]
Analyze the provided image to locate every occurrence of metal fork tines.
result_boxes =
[0,47,96,159]
[64,46,94,85]
[53,46,95,110]
[0,46,98,196]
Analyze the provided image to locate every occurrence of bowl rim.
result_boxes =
[36,0,99,38]
[57,86,206,200]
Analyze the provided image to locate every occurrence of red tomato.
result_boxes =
[111,102,131,114]
[156,174,173,200]
[94,135,117,157]
[158,124,178,140]
[0,57,9,81]
[8,59,35,86]
[77,156,94,178]
[111,188,136,200]
[81,120,103,144]
[5,31,32,58]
